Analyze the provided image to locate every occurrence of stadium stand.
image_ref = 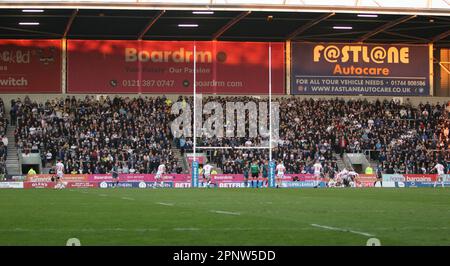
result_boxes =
[9,95,450,176]
[191,96,449,175]
[12,95,182,175]
[0,98,7,177]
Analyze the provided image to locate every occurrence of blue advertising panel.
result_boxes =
[192,161,199,188]
[144,182,174,188]
[443,175,450,182]
[291,42,430,96]
[269,161,276,188]
[283,181,326,188]
[99,181,140,188]
[405,181,450,188]
[382,174,405,182]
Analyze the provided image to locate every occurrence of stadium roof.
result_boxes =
[0,1,449,46]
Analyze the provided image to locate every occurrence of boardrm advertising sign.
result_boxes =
[291,42,430,96]
[67,40,285,94]
[0,40,61,93]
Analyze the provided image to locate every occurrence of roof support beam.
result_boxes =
[0,26,60,37]
[138,10,165,40]
[357,15,417,42]
[63,9,78,38]
[287,12,335,40]
[432,29,450,42]
[212,11,251,40]
[1,3,450,17]
[384,31,430,42]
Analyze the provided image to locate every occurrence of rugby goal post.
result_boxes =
[191,42,277,188]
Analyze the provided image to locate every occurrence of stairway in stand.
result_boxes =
[5,125,21,175]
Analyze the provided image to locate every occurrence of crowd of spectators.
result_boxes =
[12,96,182,175]
[0,99,7,177]
[9,95,450,176]
[177,95,340,176]
[178,96,449,175]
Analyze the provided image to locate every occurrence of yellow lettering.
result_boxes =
[313,45,325,62]
[400,47,409,64]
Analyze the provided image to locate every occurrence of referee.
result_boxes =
[250,160,260,188]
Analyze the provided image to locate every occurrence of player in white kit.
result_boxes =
[202,163,214,188]
[312,161,323,188]
[54,159,66,189]
[433,162,445,188]
[275,160,286,188]
[347,170,359,187]
[155,162,166,188]
[327,177,337,188]
[335,168,349,187]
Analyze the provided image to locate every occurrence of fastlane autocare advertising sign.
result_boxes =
[291,42,430,96]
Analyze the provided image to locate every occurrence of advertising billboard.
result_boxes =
[0,39,61,93]
[67,40,285,94]
[291,42,430,96]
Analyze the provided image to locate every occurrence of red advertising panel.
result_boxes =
[0,40,61,93]
[67,40,285,94]
[23,182,55,189]
[358,174,377,187]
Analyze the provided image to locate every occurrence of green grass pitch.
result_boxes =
[0,188,449,246]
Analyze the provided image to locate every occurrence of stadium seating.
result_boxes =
[0,98,7,177]
[8,95,450,176]
[12,96,181,175]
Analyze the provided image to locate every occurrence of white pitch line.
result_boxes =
[311,223,374,237]
[157,202,174,206]
[5,228,159,232]
[173,228,200,231]
[2,227,448,233]
[211,210,241,216]
[121,197,135,201]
